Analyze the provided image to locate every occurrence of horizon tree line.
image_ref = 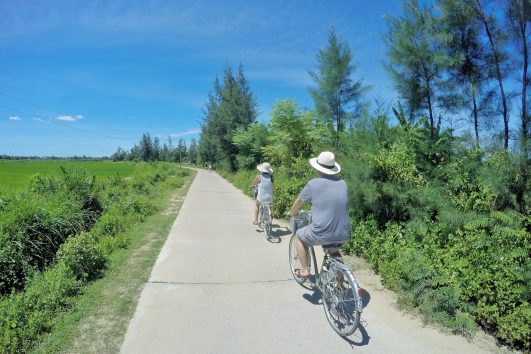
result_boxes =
[111,133,198,164]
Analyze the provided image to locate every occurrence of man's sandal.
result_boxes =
[295,269,310,280]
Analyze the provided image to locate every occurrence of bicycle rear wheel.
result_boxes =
[321,261,361,337]
[288,234,315,289]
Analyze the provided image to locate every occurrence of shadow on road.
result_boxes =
[345,321,371,347]
[360,287,371,308]
[270,226,291,238]
[254,226,292,243]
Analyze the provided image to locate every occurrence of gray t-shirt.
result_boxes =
[299,175,350,244]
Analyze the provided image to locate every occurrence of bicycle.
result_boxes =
[288,210,363,337]
[259,203,273,239]
[251,186,273,239]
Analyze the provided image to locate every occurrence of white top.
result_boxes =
[257,173,273,205]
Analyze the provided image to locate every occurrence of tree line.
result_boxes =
[111,133,199,164]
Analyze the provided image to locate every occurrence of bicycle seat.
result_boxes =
[322,243,343,255]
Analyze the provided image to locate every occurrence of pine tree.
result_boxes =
[384,0,446,136]
[439,0,494,147]
[463,0,510,149]
[175,138,187,164]
[140,133,154,161]
[505,0,530,153]
[198,65,257,170]
[187,138,199,164]
[309,29,368,147]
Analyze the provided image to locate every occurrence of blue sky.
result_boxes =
[0,0,403,157]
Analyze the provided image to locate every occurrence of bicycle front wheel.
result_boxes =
[288,234,314,289]
[321,262,361,337]
[258,206,264,229]
[263,206,272,238]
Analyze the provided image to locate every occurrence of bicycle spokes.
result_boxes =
[321,263,361,336]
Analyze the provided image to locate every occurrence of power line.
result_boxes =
[0,103,134,141]
[0,91,138,135]
[0,91,64,116]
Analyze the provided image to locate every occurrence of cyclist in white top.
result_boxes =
[250,162,274,225]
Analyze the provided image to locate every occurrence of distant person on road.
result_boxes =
[208,163,212,172]
[250,162,274,225]
[287,151,350,279]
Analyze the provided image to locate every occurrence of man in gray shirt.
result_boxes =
[288,151,350,279]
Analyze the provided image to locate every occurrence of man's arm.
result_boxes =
[288,198,303,217]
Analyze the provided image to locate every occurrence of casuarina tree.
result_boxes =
[309,28,368,148]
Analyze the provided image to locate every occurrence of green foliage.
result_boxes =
[0,263,81,354]
[338,107,529,349]
[309,28,369,146]
[198,65,258,171]
[369,142,425,186]
[232,122,269,170]
[0,162,192,353]
[262,100,327,167]
[56,232,106,283]
[384,0,448,130]
[270,157,315,218]
[0,190,86,294]
[497,302,531,350]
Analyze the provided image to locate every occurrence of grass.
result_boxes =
[30,169,196,354]
[0,160,137,192]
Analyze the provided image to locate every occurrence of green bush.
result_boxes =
[0,232,31,295]
[0,192,86,294]
[91,206,130,237]
[0,263,81,353]
[56,232,106,283]
[498,302,531,350]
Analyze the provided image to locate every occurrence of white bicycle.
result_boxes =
[289,210,362,337]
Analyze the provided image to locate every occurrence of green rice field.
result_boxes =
[0,160,137,193]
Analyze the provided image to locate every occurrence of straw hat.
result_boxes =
[309,151,341,175]
[257,162,273,174]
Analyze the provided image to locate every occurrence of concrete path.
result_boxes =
[120,169,508,354]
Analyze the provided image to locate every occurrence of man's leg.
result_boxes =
[295,237,310,277]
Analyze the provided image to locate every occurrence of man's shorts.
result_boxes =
[296,225,320,247]
[296,225,349,247]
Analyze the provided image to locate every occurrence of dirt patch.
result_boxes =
[162,192,185,215]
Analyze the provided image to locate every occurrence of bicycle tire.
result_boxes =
[321,260,361,337]
[264,206,272,238]
[258,205,264,229]
[288,234,314,289]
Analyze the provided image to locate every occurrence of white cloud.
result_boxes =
[56,114,83,122]
[169,128,201,138]
[9,115,21,121]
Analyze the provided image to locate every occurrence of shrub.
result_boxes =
[0,263,81,353]
[56,232,106,283]
[498,302,531,350]
[91,207,130,237]
[0,232,31,295]
[0,192,86,294]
